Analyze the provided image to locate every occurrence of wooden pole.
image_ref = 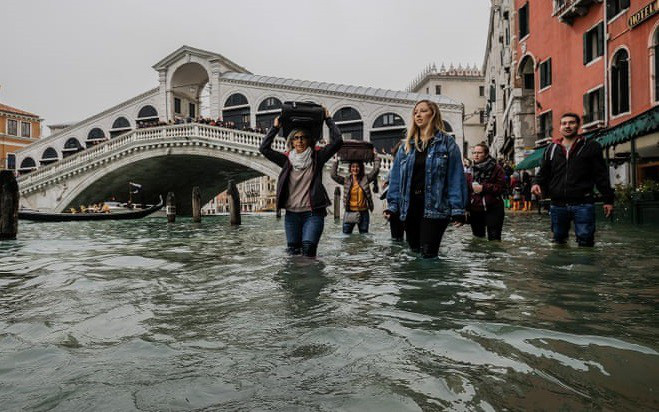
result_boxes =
[334,187,341,221]
[0,171,19,240]
[192,186,201,223]
[227,180,241,226]
[166,192,176,223]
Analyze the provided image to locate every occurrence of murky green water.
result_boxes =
[1,214,657,411]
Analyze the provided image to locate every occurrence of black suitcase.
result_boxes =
[337,140,375,162]
[280,101,325,141]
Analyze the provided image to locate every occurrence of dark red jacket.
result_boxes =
[466,163,506,212]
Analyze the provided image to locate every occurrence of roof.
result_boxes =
[0,103,39,118]
[152,45,250,74]
[220,72,460,106]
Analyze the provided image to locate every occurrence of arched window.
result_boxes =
[110,117,131,138]
[333,107,363,140]
[63,137,83,158]
[611,49,630,116]
[40,147,58,165]
[256,97,282,131]
[223,93,250,129]
[86,128,105,148]
[370,113,406,152]
[519,55,535,94]
[19,157,36,171]
[137,105,158,119]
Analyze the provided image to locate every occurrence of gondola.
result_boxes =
[18,195,164,222]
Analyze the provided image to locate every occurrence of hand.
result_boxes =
[531,184,542,196]
[383,210,392,221]
[273,116,281,128]
[603,204,613,217]
[472,183,483,194]
[323,106,330,119]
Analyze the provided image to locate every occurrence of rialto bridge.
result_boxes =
[15,45,464,214]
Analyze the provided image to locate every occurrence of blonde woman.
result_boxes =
[384,100,467,258]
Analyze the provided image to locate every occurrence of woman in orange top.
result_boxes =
[331,154,381,234]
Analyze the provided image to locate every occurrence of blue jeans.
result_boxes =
[343,210,370,234]
[284,211,325,256]
[550,203,596,246]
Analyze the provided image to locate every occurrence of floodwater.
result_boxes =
[1,213,657,411]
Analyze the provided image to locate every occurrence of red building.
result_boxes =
[515,0,659,186]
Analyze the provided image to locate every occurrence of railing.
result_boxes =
[18,123,393,191]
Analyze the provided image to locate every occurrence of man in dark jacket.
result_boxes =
[531,113,614,246]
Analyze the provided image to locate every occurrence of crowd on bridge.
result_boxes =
[136,117,267,134]
[259,100,614,259]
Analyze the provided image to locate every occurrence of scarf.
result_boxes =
[472,155,496,184]
[288,147,313,171]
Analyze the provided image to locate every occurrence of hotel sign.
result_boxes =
[628,0,659,29]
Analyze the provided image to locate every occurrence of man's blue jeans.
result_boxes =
[550,203,596,246]
[343,211,370,234]
[284,211,325,256]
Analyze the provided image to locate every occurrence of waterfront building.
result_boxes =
[0,103,42,172]
[511,0,659,186]
[203,176,276,214]
[407,63,486,155]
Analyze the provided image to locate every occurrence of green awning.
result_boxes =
[591,106,659,148]
[515,147,546,170]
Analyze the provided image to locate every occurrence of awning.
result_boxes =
[515,147,546,170]
[586,105,659,148]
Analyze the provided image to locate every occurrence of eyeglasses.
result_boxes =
[292,135,308,141]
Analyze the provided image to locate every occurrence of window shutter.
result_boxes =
[583,93,590,124]
[548,59,552,85]
[583,32,589,64]
[597,23,604,57]
[598,88,605,120]
[621,0,630,9]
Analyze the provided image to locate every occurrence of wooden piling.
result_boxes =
[227,180,241,226]
[166,192,176,223]
[0,171,19,240]
[192,186,201,223]
[334,187,341,221]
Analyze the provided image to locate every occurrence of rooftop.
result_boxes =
[0,103,39,118]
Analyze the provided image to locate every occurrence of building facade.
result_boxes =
[408,63,485,155]
[203,176,277,214]
[513,0,659,185]
[0,103,41,172]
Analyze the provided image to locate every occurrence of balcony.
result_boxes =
[553,0,602,24]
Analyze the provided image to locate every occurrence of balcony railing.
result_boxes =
[553,0,602,24]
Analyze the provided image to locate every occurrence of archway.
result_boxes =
[170,62,210,120]
[333,107,363,140]
[63,137,84,158]
[370,113,406,153]
[222,93,250,129]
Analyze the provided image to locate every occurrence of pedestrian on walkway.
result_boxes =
[531,112,614,246]
[330,153,381,234]
[259,107,343,257]
[466,143,506,241]
[384,100,467,258]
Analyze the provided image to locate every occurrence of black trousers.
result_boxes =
[389,212,405,240]
[404,194,450,258]
[469,204,504,241]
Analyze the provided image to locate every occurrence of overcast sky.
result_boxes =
[1,0,490,133]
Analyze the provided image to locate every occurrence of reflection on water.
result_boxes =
[0,214,657,410]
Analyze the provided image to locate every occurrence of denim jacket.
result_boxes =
[386,132,467,221]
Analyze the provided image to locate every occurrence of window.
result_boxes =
[539,59,552,89]
[6,154,16,170]
[7,120,17,136]
[174,97,181,114]
[20,122,31,137]
[583,87,605,124]
[537,111,553,139]
[479,86,485,97]
[583,23,604,64]
[611,49,630,115]
[654,29,659,102]
[137,105,158,119]
[189,102,196,118]
[374,113,404,128]
[607,0,630,21]
[489,83,496,102]
[224,93,248,107]
[435,85,442,95]
[519,3,529,38]
[479,110,486,124]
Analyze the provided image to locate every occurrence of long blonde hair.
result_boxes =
[404,100,445,153]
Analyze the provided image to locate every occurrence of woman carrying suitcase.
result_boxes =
[384,100,468,258]
[259,107,343,257]
[330,152,381,234]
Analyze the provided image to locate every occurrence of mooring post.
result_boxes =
[166,192,176,223]
[0,171,19,240]
[192,186,201,223]
[227,180,241,226]
[334,186,341,221]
